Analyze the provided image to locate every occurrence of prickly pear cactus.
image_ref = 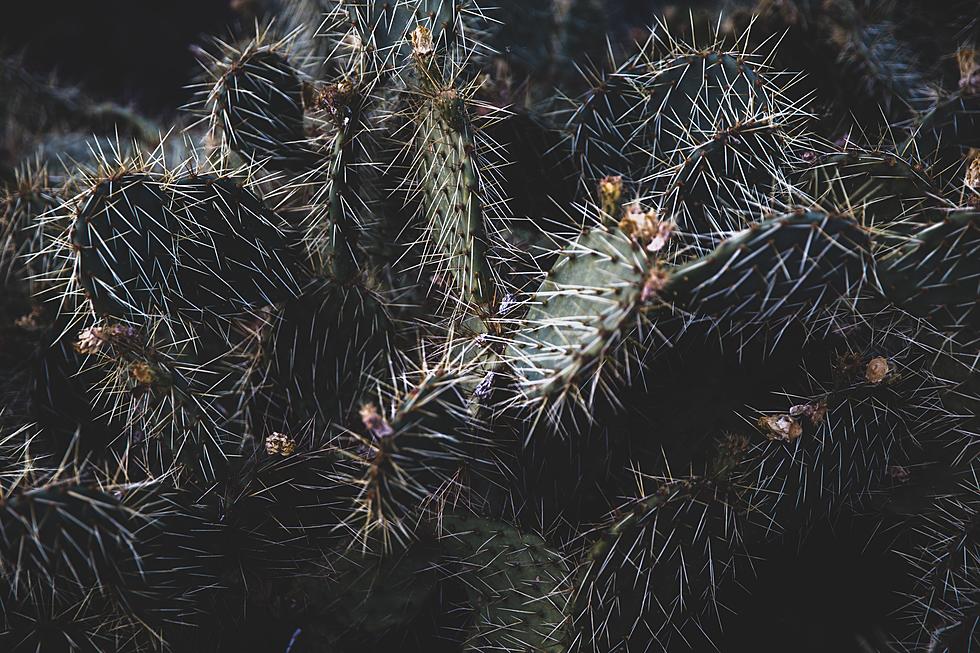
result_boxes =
[0,1,978,652]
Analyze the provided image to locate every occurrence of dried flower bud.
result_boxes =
[598,175,623,216]
[958,47,980,96]
[411,25,434,58]
[865,357,889,384]
[619,203,674,252]
[129,362,157,386]
[966,153,980,198]
[74,326,106,355]
[266,432,297,456]
[316,79,356,126]
[74,324,140,355]
[641,266,670,302]
[360,403,394,439]
[757,414,803,442]
[789,400,828,425]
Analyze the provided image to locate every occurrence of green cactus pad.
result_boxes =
[504,225,652,413]
[170,174,304,320]
[285,537,442,647]
[662,210,871,330]
[405,32,501,314]
[439,512,572,653]
[352,368,488,543]
[574,479,743,652]
[799,149,939,234]
[72,173,180,320]
[254,278,392,429]
[215,48,315,171]
[877,209,980,334]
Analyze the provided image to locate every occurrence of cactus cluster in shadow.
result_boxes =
[0,1,978,652]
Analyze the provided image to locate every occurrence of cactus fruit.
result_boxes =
[1,2,979,652]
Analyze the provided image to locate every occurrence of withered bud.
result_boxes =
[958,47,980,96]
[789,400,828,425]
[865,357,890,384]
[265,432,297,456]
[74,324,139,356]
[598,175,623,216]
[411,25,435,58]
[966,153,980,196]
[129,361,157,386]
[316,79,357,126]
[74,326,107,355]
[641,266,670,302]
[360,403,394,439]
[619,203,674,252]
[757,414,803,442]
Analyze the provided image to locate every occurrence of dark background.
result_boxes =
[0,0,236,117]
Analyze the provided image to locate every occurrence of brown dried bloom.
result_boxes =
[619,203,674,252]
[966,153,980,199]
[598,175,623,217]
[789,400,828,425]
[266,432,297,456]
[316,79,356,126]
[129,362,157,386]
[757,414,803,442]
[865,357,890,384]
[958,47,980,96]
[74,326,107,355]
[411,25,434,58]
[360,402,394,439]
[74,324,140,356]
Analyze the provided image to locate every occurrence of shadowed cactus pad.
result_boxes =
[71,173,180,320]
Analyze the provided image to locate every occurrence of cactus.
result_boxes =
[0,2,979,652]
[438,512,573,653]
[70,171,181,321]
[201,27,318,171]
[877,208,980,334]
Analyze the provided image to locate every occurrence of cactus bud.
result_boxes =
[411,25,435,59]
[618,203,674,252]
[598,175,623,217]
[265,431,297,456]
[957,46,980,95]
[966,151,980,201]
[315,79,357,127]
[865,357,890,384]
[757,414,803,442]
[129,361,158,386]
